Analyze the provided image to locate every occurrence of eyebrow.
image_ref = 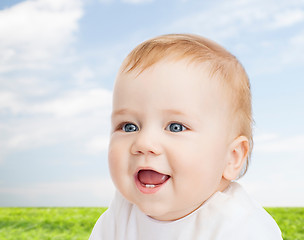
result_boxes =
[112,108,189,116]
[111,109,137,118]
[161,109,188,116]
[112,108,195,117]
[162,109,201,124]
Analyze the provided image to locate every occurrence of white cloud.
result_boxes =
[74,66,95,86]
[267,8,304,29]
[280,30,304,64]
[0,88,112,117]
[254,133,278,142]
[0,177,115,206]
[0,91,20,114]
[240,131,304,206]
[0,0,83,72]
[168,0,304,42]
[0,75,56,98]
[31,89,112,117]
[121,0,154,4]
[254,134,304,153]
[239,177,304,206]
[0,88,112,152]
[99,0,113,3]
[85,135,110,154]
[167,0,304,74]
[290,31,304,45]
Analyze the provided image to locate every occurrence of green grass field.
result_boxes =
[0,207,303,239]
[265,207,304,240]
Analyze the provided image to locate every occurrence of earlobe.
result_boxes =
[223,136,249,180]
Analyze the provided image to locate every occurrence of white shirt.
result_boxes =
[89,182,282,240]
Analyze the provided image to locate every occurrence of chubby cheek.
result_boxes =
[169,142,225,194]
[108,147,118,180]
[108,138,127,188]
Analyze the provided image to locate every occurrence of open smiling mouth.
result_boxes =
[135,169,170,193]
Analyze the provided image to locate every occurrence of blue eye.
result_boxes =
[168,123,186,132]
[122,123,138,132]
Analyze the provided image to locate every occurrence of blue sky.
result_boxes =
[0,0,303,207]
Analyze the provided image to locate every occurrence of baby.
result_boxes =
[89,34,282,239]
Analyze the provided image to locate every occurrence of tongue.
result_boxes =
[138,170,170,185]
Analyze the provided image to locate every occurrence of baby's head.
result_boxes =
[109,34,253,221]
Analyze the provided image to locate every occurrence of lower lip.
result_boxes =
[134,174,169,194]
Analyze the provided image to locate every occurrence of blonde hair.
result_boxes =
[120,34,253,177]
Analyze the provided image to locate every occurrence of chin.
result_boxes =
[138,203,170,221]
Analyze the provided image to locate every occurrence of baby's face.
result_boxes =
[109,59,233,221]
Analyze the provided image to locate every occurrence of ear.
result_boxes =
[223,136,249,181]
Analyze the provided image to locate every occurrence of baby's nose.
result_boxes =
[130,130,162,156]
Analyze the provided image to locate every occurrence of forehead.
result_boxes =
[113,59,228,116]
[118,59,213,87]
